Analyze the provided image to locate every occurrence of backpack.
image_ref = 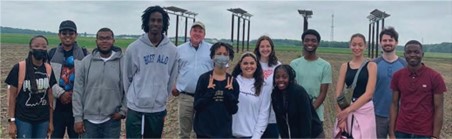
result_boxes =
[17,61,52,94]
[48,47,88,61]
[6,61,52,112]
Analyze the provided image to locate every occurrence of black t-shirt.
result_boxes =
[5,63,57,122]
[63,47,74,58]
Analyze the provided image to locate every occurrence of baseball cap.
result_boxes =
[59,20,77,32]
[191,21,205,30]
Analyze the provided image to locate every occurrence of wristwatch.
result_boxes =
[8,118,16,122]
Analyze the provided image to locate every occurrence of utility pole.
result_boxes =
[331,14,334,42]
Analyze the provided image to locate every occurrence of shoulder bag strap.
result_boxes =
[18,61,26,94]
[351,59,369,89]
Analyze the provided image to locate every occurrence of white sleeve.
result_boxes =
[252,85,271,139]
[50,62,65,98]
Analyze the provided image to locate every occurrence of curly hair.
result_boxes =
[232,52,264,96]
[254,35,279,67]
[96,27,114,38]
[379,27,398,42]
[210,42,235,60]
[404,40,423,50]
[141,6,170,34]
[273,64,297,88]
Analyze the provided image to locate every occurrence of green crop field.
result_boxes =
[2,33,451,59]
[1,33,135,48]
[240,44,452,59]
[1,33,452,138]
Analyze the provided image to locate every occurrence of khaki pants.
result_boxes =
[178,93,195,139]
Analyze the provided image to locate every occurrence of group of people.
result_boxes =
[5,5,446,139]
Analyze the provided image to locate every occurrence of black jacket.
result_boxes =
[271,83,323,138]
[193,70,240,138]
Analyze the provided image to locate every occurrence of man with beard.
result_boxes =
[49,20,88,138]
[290,29,331,133]
[122,5,179,138]
[389,40,446,139]
[372,27,407,138]
[72,28,125,138]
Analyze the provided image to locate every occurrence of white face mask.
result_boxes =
[213,55,229,68]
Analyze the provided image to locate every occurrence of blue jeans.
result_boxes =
[82,119,121,138]
[375,115,389,139]
[261,123,279,138]
[395,131,430,139]
[126,109,166,138]
[15,118,49,138]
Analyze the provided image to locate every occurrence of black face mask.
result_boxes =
[31,49,48,60]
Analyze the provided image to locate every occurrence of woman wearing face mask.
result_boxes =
[5,35,57,138]
[193,42,239,138]
[231,52,271,139]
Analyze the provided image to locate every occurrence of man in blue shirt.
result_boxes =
[172,21,213,139]
[373,27,406,139]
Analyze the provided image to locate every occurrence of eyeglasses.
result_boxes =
[97,36,113,41]
[60,31,75,36]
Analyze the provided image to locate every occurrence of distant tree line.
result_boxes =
[2,26,451,53]
[251,39,452,54]
[1,26,56,35]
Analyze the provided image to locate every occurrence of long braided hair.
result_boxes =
[141,5,170,34]
[26,35,48,93]
[273,64,297,89]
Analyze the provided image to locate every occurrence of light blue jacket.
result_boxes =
[176,41,213,94]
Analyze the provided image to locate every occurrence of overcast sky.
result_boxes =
[1,0,451,44]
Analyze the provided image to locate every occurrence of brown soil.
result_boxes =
[1,44,451,138]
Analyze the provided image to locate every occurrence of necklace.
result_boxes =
[33,65,42,70]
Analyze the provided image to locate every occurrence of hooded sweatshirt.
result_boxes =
[50,42,87,111]
[232,75,271,138]
[123,33,179,113]
[72,47,126,123]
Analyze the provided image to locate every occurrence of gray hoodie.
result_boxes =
[123,34,179,113]
[72,48,126,123]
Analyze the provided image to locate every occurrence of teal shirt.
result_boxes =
[290,56,332,121]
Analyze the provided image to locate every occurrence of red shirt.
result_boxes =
[391,64,447,136]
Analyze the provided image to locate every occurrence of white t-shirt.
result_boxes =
[100,51,116,62]
[232,75,271,138]
[260,61,281,124]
